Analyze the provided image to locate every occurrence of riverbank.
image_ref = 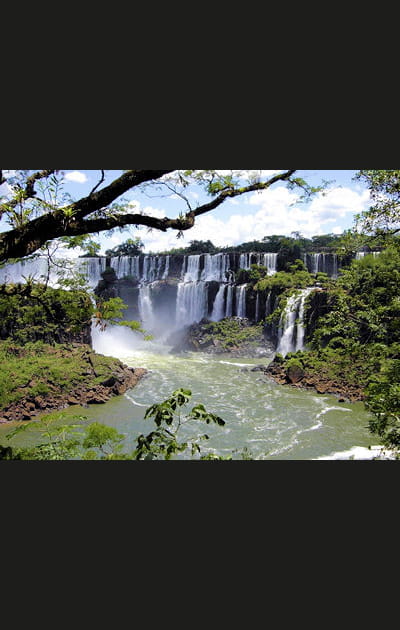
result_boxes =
[263,356,365,402]
[0,341,147,423]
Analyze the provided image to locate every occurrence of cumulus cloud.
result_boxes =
[64,171,88,184]
[97,184,372,253]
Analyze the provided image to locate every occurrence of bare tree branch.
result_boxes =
[89,169,105,196]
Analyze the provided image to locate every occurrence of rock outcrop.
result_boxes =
[0,344,147,423]
[263,358,365,402]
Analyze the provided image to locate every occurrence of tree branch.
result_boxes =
[89,169,105,196]
[68,170,174,220]
[0,169,298,262]
[0,169,58,216]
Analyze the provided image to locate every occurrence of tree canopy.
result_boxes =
[105,237,144,257]
[354,170,400,237]
[0,169,323,263]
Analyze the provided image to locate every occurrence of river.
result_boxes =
[0,324,386,460]
[87,325,382,460]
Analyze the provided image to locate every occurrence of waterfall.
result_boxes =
[142,255,160,282]
[0,251,321,338]
[239,253,251,270]
[114,256,136,279]
[211,285,226,321]
[295,288,314,351]
[176,281,208,329]
[225,285,234,318]
[332,254,338,279]
[162,255,170,279]
[138,284,156,332]
[276,288,314,356]
[184,255,201,282]
[265,290,272,317]
[312,253,321,274]
[356,251,380,260]
[201,253,230,281]
[303,252,339,277]
[262,253,278,276]
[255,293,260,322]
[0,257,57,286]
[236,284,247,318]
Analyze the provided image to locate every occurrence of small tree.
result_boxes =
[133,388,229,460]
[105,238,145,257]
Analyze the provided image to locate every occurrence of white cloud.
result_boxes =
[308,187,371,221]
[97,183,372,253]
[64,171,88,184]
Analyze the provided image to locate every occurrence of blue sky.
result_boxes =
[0,170,371,255]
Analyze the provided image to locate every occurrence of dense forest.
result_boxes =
[0,169,399,460]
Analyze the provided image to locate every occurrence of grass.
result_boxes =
[0,340,126,410]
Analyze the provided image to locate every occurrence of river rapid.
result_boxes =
[0,324,386,460]
[86,324,382,460]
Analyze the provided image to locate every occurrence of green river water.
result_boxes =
[1,324,384,460]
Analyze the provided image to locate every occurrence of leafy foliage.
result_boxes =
[272,243,400,427]
[365,360,400,452]
[2,389,231,461]
[134,388,227,460]
[105,238,144,257]
[354,170,400,237]
[0,283,93,344]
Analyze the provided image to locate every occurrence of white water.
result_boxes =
[295,288,314,352]
[236,285,247,318]
[201,253,230,282]
[82,323,382,460]
[138,284,156,333]
[238,253,277,275]
[210,285,226,321]
[225,285,234,318]
[276,288,314,356]
[176,281,208,329]
[303,253,339,278]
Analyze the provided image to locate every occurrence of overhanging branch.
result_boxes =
[0,169,300,262]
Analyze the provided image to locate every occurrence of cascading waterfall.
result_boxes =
[295,288,314,352]
[261,253,278,275]
[201,253,230,282]
[176,281,208,329]
[313,253,321,274]
[0,251,335,336]
[210,284,226,321]
[303,253,339,278]
[355,251,381,260]
[225,284,234,318]
[239,253,251,270]
[265,291,272,317]
[162,255,170,279]
[255,293,260,322]
[183,255,201,282]
[236,285,247,318]
[238,252,277,275]
[276,288,314,357]
[138,284,156,332]
[0,256,108,288]
[113,256,139,280]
